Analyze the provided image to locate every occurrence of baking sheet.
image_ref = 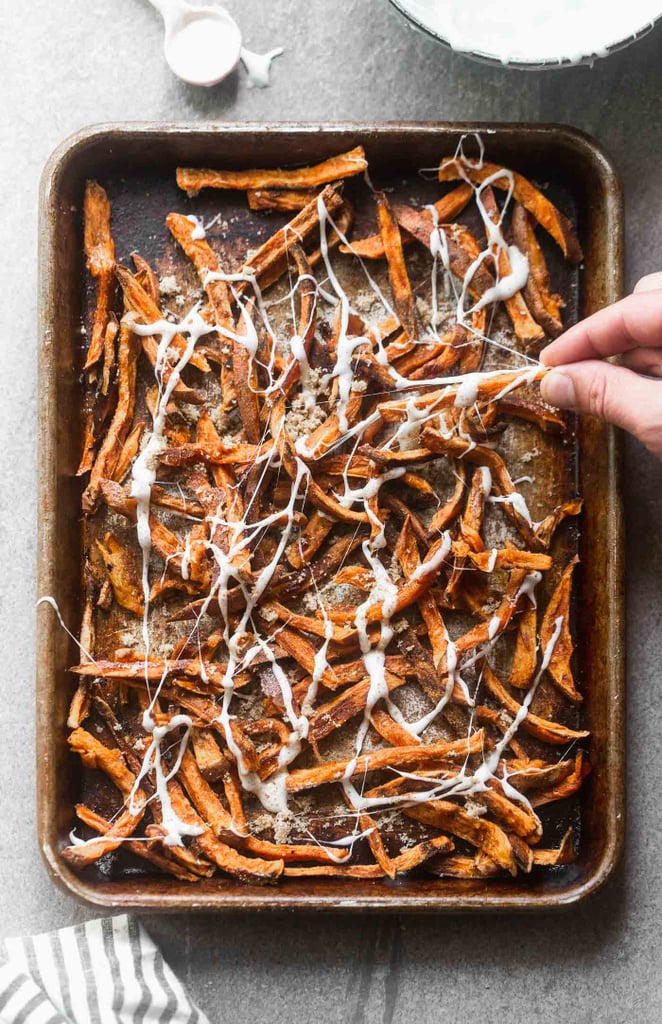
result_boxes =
[37,123,624,910]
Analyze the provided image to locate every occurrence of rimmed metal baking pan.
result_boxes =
[37,121,624,911]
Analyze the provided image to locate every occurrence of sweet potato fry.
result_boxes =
[284,835,455,877]
[438,159,583,262]
[511,201,564,338]
[428,461,466,536]
[428,854,502,879]
[534,498,583,549]
[132,252,160,304]
[405,799,517,875]
[166,780,284,883]
[375,191,417,342]
[101,315,118,396]
[460,467,489,552]
[61,728,147,868]
[532,828,576,865]
[340,184,472,259]
[238,184,345,292]
[178,147,367,194]
[498,394,567,434]
[482,662,589,746]
[76,410,96,476]
[309,671,405,742]
[286,731,485,793]
[111,420,145,483]
[284,864,386,879]
[83,181,115,370]
[96,533,144,616]
[285,510,334,569]
[166,211,236,409]
[370,706,420,746]
[247,188,317,211]
[76,805,203,881]
[480,185,544,348]
[540,556,581,703]
[116,264,210,373]
[509,603,537,689]
[191,728,228,783]
[456,544,552,573]
[274,244,317,398]
[67,569,96,728]
[529,752,589,807]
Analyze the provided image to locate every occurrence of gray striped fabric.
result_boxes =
[0,916,209,1024]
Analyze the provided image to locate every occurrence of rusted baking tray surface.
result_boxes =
[37,123,624,910]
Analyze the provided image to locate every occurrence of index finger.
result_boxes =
[540,289,662,367]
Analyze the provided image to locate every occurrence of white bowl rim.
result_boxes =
[387,0,662,68]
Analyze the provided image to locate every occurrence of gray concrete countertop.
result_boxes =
[2,1,661,1020]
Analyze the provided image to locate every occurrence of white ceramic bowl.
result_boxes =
[388,0,662,68]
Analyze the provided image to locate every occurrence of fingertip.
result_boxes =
[633,271,662,294]
[540,368,577,410]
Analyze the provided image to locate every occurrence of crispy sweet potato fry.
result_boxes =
[460,467,489,552]
[509,603,537,689]
[406,799,517,875]
[285,510,334,569]
[191,728,228,783]
[61,728,147,868]
[482,662,589,746]
[532,828,576,865]
[111,420,145,483]
[428,854,503,879]
[375,191,417,342]
[540,556,581,703]
[438,159,583,262]
[529,752,589,807]
[274,244,317,398]
[511,201,564,338]
[79,805,205,882]
[83,181,116,370]
[247,188,317,211]
[237,184,345,292]
[428,461,466,535]
[341,184,473,259]
[178,147,366,194]
[166,780,284,883]
[534,498,583,549]
[101,315,118,396]
[456,544,552,573]
[116,264,210,373]
[480,185,544,348]
[287,732,485,793]
[96,533,144,616]
[283,834,455,878]
[166,211,236,409]
[76,410,96,476]
[67,569,96,728]
[498,394,567,434]
[132,252,160,304]
[309,672,405,742]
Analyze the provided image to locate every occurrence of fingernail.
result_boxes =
[541,370,576,409]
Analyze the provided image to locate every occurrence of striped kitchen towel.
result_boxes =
[0,916,209,1024]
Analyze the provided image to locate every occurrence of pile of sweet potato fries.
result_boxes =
[63,142,589,885]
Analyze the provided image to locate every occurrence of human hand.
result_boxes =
[540,273,662,459]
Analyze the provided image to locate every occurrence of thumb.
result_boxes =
[540,360,662,458]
